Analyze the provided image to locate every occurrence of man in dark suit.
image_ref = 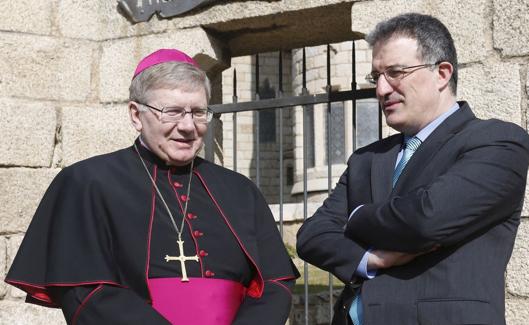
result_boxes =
[297,13,529,325]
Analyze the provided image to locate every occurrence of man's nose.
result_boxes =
[376,75,394,98]
[177,112,196,131]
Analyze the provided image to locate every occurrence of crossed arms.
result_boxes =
[297,121,529,282]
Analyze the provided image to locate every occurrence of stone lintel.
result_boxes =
[204,3,362,57]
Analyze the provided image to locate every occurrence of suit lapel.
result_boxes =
[371,135,402,202]
[393,102,476,192]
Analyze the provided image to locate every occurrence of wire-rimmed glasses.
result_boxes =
[365,62,441,85]
[138,102,212,124]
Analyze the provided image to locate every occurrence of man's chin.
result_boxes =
[385,119,406,133]
[166,151,196,166]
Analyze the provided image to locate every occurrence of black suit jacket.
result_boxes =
[297,102,529,324]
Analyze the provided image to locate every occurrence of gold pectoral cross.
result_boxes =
[164,239,199,282]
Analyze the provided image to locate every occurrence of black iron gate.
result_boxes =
[208,41,379,324]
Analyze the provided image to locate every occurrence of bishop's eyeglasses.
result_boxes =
[365,62,441,85]
[138,102,212,124]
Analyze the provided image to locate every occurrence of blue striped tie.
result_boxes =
[392,136,422,187]
[349,136,422,325]
[349,291,363,324]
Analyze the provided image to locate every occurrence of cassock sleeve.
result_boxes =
[6,165,166,323]
[233,279,295,325]
[49,285,169,325]
[233,186,299,324]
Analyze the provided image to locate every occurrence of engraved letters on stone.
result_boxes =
[118,0,217,23]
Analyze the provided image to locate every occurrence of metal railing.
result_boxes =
[209,41,379,324]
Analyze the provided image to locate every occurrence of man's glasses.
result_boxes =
[365,62,441,85]
[138,102,212,124]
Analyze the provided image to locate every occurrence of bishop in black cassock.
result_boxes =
[6,49,298,325]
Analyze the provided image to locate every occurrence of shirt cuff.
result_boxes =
[355,250,377,279]
[348,205,364,221]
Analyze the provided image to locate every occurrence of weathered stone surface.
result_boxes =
[61,104,137,166]
[457,63,522,126]
[0,0,53,35]
[0,301,64,325]
[493,0,529,57]
[522,176,529,218]
[523,196,529,219]
[0,169,59,234]
[506,219,529,297]
[57,1,170,41]
[0,237,7,299]
[506,297,529,325]
[351,0,489,64]
[99,28,227,103]
[6,235,25,299]
[57,1,103,40]
[65,1,365,56]
[0,33,95,101]
[527,69,529,106]
[0,99,56,167]
[171,0,357,29]
[204,2,360,57]
[94,0,356,40]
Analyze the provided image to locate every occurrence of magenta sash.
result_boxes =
[148,277,246,324]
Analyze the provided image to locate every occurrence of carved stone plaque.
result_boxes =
[118,0,217,23]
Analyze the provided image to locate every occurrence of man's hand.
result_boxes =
[367,245,439,270]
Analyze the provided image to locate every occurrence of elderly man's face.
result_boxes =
[372,37,441,135]
[130,87,208,166]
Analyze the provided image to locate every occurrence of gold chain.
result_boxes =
[133,143,194,241]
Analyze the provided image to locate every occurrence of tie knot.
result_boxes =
[405,136,422,151]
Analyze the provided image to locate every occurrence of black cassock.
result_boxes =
[6,139,299,324]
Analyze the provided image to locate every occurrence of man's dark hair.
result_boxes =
[366,13,458,94]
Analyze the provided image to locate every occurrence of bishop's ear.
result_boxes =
[129,101,143,132]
